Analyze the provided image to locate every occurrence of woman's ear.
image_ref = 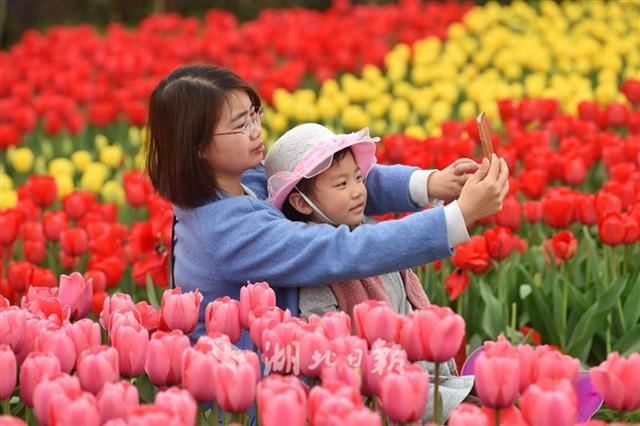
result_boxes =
[288,192,313,215]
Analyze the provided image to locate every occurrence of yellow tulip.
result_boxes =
[293,102,319,123]
[71,150,93,172]
[411,65,431,86]
[266,111,289,134]
[0,173,13,190]
[48,158,75,177]
[370,119,387,136]
[387,63,408,83]
[458,100,477,121]
[41,140,55,160]
[426,120,442,137]
[273,89,295,118]
[135,150,146,171]
[0,189,17,209]
[362,65,382,81]
[95,134,109,150]
[404,125,426,140]
[100,145,124,168]
[366,99,389,119]
[9,147,34,173]
[129,126,142,148]
[430,100,452,125]
[320,79,340,96]
[389,99,411,126]
[341,105,369,131]
[295,89,316,104]
[81,162,109,193]
[55,174,74,198]
[101,180,126,206]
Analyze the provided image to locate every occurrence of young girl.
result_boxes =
[264,122,476,421]
[145,64,510,350]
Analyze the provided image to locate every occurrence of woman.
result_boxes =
[145,64,509,347]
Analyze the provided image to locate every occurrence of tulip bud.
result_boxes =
[76,346,119,394]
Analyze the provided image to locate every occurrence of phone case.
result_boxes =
[476,112,494,159]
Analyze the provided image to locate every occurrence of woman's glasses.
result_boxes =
[214,107,264,137]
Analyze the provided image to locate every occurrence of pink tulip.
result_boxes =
[590,352,640,411]
[520,379,578,426]
[158,287,202,334]
[409,305,465,362]
[63,319,101,367]
[126,404,183,425]
[330,335,368,363]
[321,356,362,390]
[261,321,300,375]
[378,363,429,423]
[145,330,190,387]
[480,405,527,426]
[516,343,537,393]
[19,352,62,407]
[0,344,17,399]
[96,381,139,424]
[474,352,520,408]
[33,373,82,425]
[257,375,307,426]
[48,391,100,426]
[396,315,422,361]
[0,307,27,353]
[110,321,149,377]
[21,287,70,326]
[239,281,276,329]
[16,317,55,365]
[181,346,217,402]
[58,272,92,319]
[362,340,409,396]
[99,293,140,331]
[309,382,362,426]
[249,306,291,350]
[0,415,27,425]
[35,327,76,373]
[21,286,58,306]
[213,350,260,413]
[76,345,119,394]
[296,327,330,377]
[107,310,142,339]
[353,300,398,346]
[448,403,490,426]
[0,295,9,309]
[205,296,242,343]
[536,348,580,385]
[136,301,160,332]
[342,408,382,425]
[155,387,197,426]
[308,311,351,339]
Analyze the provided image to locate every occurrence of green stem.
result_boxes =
[510,302,517,335]
[494,408,500,426]
[433,362,442,425]
[1,399,10,415]
[212,402,219,426]
[561,267,569,351]
[253,398,260,426]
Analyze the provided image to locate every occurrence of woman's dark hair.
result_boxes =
[145,64,261,208]
[281,147,354,222]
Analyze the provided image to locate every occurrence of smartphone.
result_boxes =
[476,112,494,159]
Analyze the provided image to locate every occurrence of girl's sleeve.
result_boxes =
[201,199,451,288]
[241,163,422,215]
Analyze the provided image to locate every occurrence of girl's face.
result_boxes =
[307,151,367,227]
[200,91,264,180]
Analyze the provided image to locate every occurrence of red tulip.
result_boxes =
[239,281,276,329]
[135,300,160,332]
[0,306,27,353]
[20,221,45,241]
[58,272,93,319]
[577,100,600,122]
[42,212,67,242]
[0,209,20,246]
[62,319,101,367]
[520,379,578,426]
[444,268,470,301]
[76,345,119,394]
[205,296,241,344]
[110,321,149,378]
[595,191,622,220]
[495,196,522,231]
[451,235,490,274]
[598,213,626,246]
[576,194,598,225]
[0,123,21,148]
[378,363,429,423]
[181,346,217,402]
[158,287,202,334]
[23,240,47,264]
[145,330,190,387]
[59,228,89,257]
[20,351,62,406]
[0,344,17,399]
[35,327,77,373]
[7,261,34,292]
[620,79,640,104]
[257,375,307,426]
[123,171,153,208]
[474,352,520,408]
[88,255,127,288]
[62,191,94,221]
[27,176,57,208]
[448,403,490,426]
[523,200,543,223]
[353,300,398,346]
[96,381,139,424]
[622,214,640,244]
[85,269,107,293]
[589,352,640,411]
[154,387,197,426]
[542,189,575,228]
[484,226,516,261]
[562,158,587,185]
[33,373,82,426]
[409,305,465,362]
[542,230,578,266]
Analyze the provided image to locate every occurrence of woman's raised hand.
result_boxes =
[457,154,510,225]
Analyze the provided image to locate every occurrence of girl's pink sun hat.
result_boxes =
[265,123,378,210]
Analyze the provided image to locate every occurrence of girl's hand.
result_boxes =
[427,158,479,202]
[457,154,510,224]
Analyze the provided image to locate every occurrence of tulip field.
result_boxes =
[2,0,640,425]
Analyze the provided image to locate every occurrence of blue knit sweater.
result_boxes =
[173,163,452,349]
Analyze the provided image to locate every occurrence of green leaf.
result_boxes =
[145,274,161,309]
[519,284,532,300]
[613,324,640,356]
[479,282,506,339]
[623,275,640,330]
